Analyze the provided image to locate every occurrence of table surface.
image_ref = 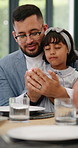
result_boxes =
[0,117,55,135]
[0,115,78,148]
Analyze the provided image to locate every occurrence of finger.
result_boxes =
[25,70,35,77]
[26,69,45,84]
[26,69,47,87]
[33,68,50,82]
[27,81,43,94]
[26,76,42,90]
[48,70,59,81]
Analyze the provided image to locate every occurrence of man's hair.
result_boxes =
[12,4,43,25]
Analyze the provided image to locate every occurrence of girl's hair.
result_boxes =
[41,28,78,66]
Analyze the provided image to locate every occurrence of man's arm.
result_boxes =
[0,67,25,106]
[0,67,14,105]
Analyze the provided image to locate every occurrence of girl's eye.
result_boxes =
[44,48,50,50]
[44,46,50,50]
[55,46,61,49]
[54,43,62,49]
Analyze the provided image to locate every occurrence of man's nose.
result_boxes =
[26,36,33,44]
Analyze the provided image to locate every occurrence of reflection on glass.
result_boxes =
[19,0,70,32]
[53,0,69,30]
[0,0,73,58]
[19,0,46,22]
[0,0,9,58]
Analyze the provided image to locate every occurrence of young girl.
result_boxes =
[41,27,78,91]
[26,27,78,112]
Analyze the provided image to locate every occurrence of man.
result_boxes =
[0,4,48,106]
[0,4,77,108]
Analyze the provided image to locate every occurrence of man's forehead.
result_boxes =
[14,17,43,33]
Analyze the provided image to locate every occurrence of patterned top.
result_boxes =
[45,64,78,88]
[38,63,78,112]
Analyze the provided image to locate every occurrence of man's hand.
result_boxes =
[25,68,68,99]
[25,70,41,102]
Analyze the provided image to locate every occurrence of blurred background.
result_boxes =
[0,0,78,58]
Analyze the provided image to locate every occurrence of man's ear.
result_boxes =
[12,31,18,42]
[44,24,48,31]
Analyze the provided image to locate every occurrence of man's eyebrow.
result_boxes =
[30,28,40,31]
[18,32,25,34]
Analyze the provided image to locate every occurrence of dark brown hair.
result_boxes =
[12,4,43,25]
[41,29,78,65]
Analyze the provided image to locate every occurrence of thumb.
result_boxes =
[48,70,59,81]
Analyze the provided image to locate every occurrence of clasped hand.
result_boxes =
[25,68,65,101]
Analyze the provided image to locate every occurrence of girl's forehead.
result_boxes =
[48,36,61,44]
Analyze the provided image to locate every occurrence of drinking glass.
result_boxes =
[54,98,76,125]
[9,94,29,122]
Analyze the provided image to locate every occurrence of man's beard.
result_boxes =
[20,44,43,57]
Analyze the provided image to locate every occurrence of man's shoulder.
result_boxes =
[0,50,23,66]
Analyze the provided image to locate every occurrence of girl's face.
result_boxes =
[44,39,69,70]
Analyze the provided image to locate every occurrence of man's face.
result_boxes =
[13,15,48,57]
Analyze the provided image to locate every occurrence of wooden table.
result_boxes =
[0,117,78,148]
[0,117,55,136]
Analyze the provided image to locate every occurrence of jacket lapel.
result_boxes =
[15,50,27,90]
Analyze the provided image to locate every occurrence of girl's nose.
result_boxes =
[50,47,56,54]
